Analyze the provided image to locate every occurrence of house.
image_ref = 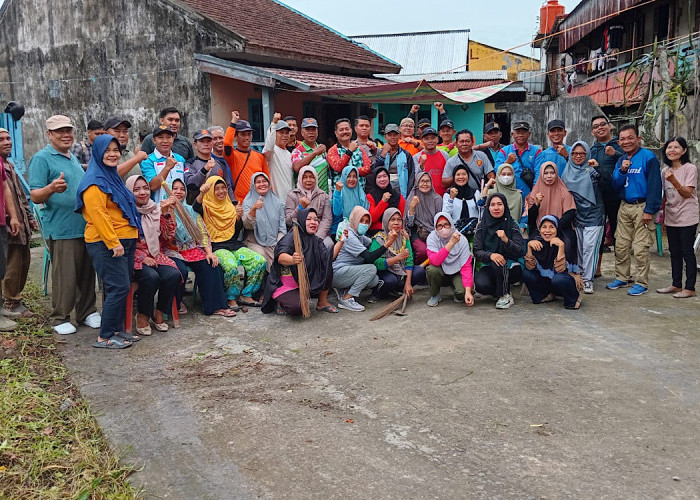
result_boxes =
[468,41,540,81]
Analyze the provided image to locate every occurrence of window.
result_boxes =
[247,98,263,142]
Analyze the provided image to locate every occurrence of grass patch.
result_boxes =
[0,282,141,499]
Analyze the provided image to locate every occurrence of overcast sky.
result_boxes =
[283,0,581,58]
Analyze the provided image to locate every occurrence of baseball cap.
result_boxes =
[384,124,400,134]
[417,118,431,128]
[547,119,566,131]
[103,116,132,130]
[420,127,438,137]
[234,120,254,132]
[439,119,455,130]
[512,121,531,131]
[193,129,213,141]
[484,121,500,133]
[46,115,74,131]
[274,121,291,131]
[301,117,318,128]
[153,124,175,137]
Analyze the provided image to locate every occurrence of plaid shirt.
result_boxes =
[71,138,93,169]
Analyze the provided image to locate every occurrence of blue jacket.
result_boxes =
[494,143,541,197]
[534,145,571,182]
[612,147,662,214]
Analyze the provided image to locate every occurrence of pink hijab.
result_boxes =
[525,161,576,224]
[126,175,162,256]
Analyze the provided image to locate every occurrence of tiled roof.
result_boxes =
[255,66,390,90]
[177,0,400,75]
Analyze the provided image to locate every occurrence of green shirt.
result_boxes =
[28,145,87,240]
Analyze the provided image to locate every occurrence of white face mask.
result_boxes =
[498,175,514,186]
[437,227,452,239]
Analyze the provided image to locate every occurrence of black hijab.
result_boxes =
[366,166,401,208]
[480,193,514,254]
[450,164,477,220]
[531,215,577,273]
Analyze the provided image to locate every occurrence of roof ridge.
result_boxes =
[350,29,471,38]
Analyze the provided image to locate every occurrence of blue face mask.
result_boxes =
[357,223,369,235]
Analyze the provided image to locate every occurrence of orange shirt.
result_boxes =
[82,185,138,248]
[224,125,270,203]
[399,137,422,156]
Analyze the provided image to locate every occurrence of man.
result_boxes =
[589,115,624,276]
[263,113,295,199]
[104,116,145,179]
[71,120,104,170]
[606,124,661,296]
[209,126,226,161]
[283,116,300,152]
[140,125,186,203]
[494,121,542,197]
[534,119,571,182]
[354,115,379,162]
[413,128,449,197]
[291,118,328,192]
[398,117,422,156]
[184,129,233,203]
[327,118,371,187]
[442,129,494,194]
[0,129,21,330]
[474,122,505,167]
[1,128,36,319]
[140,107,194,161]
[223,111,269,203]
[374,124,416,199]
[28,115,100,335]
[408,102,449,138]
[436,118,458,158]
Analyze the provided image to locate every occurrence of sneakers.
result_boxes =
[53,322,77,335]
[337,296,365,312]
[0,315,17,331]
[1,307,22,319]
[628,284,648,296]
[82,312,102,329]
[583,281,594,294]
[495,293,514,309]
[366,294,380,304]
[427,295,442,307]
[606,279,628,290]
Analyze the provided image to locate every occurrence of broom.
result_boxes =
[370,293,406,321]
[162,182,203,246]
[292,225,311,318]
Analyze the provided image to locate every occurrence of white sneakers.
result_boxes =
[427,295,442,307]
[52,312,101,335]
[495,294,514,309]
[337,296,365,312]
[0,315,17,331]
[53,322,77,335]
[82,312,102,329]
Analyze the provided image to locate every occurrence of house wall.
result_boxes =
[0,0,240,158]
[469,41,540,81]
[377,103,487,143]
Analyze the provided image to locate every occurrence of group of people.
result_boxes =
[0,102,695,347]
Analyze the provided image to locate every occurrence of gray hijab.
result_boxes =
[561,140,596,204]
[242,172,285,246]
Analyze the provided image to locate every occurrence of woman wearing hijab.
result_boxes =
[561,141,605,295]
[523,215,581,309]
[194,175,266,310]
[76,135,141,349]
[126,175,182,335]
[332,206,388,312]
[286,166,333,249]
[332,165,369,238]
[483,163,523,224]
[368,208,426,302]
[405,171,443,264]
[442,164,481,228]
[525,161,576,240]
[261,208,338,316]
[425,212,475,308]
[166,179,235,317]
[365,166,405,233]
[242,172,287,267]
[473,193,526,309]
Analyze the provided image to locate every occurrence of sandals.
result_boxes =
[540,293,556,303]
[213,309,236,317]
[150,318,168,332]
[117,332,141,342]
[565,295,582,310]
[276,304,288,316]
[238,297,262,307]
[93,337,132,349]
[316,305,339,314]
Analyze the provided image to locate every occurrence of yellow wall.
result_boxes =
[469,41,539,81]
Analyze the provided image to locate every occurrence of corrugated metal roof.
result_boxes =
[350,30,469,75]
[254,66,390,89]
[378,70,508,83]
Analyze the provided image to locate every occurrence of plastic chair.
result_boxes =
[31,205,51,296]
[655,223,663,257]
[124,282,179,333]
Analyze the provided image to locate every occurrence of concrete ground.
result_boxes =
[34,246,700,499]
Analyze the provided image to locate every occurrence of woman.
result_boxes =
[657,136,698,298]
[331,206,387,312]
[76,135,141,349]
[405,171,442,264]
[425,212,474,308]
[285,166,333,248]
[261,208,338,316]
[483,163,523,224]
[242,172,286,267]
[365,166,405,233]
[525,161,576,240]
[368,208,426,302]
[561,141,605,295]
[194,176,266,309]
[332,165,369,238]
[167,179,235,317]
[473,193,525,309]
[523,215,581,309]
[442,164,481,229]
[126,175,182,334]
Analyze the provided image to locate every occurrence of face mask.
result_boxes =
[498,175,514,186]
[437,228,452,239]
[357,223,369,235]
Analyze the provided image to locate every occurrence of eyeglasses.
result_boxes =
[435,223,451,229]
[571,152,587,157]
[592,122,609,129]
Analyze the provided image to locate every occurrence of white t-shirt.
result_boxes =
[264,124,294,200]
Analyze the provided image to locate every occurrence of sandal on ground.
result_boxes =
[117,331,141,342]
[276,304,288,316]
[238,298,262,307]
[179,303,188,314]
[149,318,168,332]
[565,296,582,310]
[213,308,236,317]
[93,337,132,349]
[540,293,556,303]
[316,305,339,314]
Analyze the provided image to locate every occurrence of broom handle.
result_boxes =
[419,219,476,267]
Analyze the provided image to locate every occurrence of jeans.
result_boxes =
[134,264,182,318]
[86,239,136,339]
[666,224,697,291]
[173,257,228,314]
[522,268,579,308]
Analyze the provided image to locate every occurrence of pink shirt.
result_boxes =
[426,247,474,288]
[663,163,699,227]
